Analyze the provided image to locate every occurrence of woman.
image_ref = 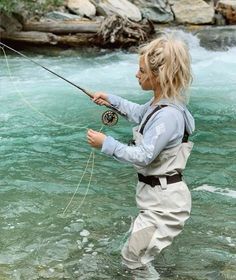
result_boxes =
[87,34,195,278]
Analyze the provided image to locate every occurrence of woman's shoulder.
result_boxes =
[148,105,185,131]
[154,103,195,135]
[156,104,184,119]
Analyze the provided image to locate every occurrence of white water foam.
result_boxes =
[193,184,236,199]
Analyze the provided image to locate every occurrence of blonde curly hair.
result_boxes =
[139,33,192,103]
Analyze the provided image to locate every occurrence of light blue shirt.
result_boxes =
[102,94,195,167]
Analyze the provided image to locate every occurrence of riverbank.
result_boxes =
[0,0,236,51]
[1,24,236,52]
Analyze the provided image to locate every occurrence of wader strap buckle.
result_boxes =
[159,177,167,190]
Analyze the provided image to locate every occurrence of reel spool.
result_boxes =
[102,110,118,126]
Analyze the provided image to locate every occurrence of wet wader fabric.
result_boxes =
[122,106,193,269]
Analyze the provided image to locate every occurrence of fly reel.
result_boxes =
[101,110,118,126]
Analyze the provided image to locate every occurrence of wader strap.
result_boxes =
[182,129,189,143]
[130,104,189,145]
[139,105,167,135]
[139,105,189,142]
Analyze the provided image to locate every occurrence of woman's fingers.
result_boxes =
[92,93,104,101]
[87,129,95,135]
[87,129,106,148]
[87,129,96,144]
[94,98,104,105]
[94,99,111,107]
[87,129,94,141]
[91,92,109,106]
[93,97,104,104]
[91,92,111,107]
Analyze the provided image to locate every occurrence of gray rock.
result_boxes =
[131,0,174,23]
[96,0,142,22]
[70,222,83,232]
[45,11,82,20]
[80,229,90,237]
[171,0,215,24]
[64,223,83,232]
[196,26,236,50]
[82,237,88,243]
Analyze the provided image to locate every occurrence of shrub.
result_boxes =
[0,0,64,15]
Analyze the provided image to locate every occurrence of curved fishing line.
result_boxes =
[62,125,104,215]
[1,47,87,130]
[62,150,94,215]
[1,44,107,217]
[75,150,95,212]
[73,125,104,213]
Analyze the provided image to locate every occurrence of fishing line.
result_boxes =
[0,42,127,126]
[0,42,114,215]
[1,46,99,216]
[75,150,95,212]
[62,125,104,215]
[74,125,104,212]
[1,46,87,129]
[62,150,94,215]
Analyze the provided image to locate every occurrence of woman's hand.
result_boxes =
[87,129,106,149]
[92,92,110,106]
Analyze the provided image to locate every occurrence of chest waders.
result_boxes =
[121,105,193,271]
[135,105,189,187]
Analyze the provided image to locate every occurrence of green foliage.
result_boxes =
[0,0,18,14]
[0,0,64,15]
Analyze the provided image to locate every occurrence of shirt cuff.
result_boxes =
[101,136,118,156]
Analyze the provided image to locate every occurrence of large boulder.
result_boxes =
[66,0,96,17]
[170,0,215,24]
[130,0,174,23]
[216,0,236,24]
[96,0,142,22]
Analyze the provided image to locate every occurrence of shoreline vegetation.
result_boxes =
[0,0,236,51]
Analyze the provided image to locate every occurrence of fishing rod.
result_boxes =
[0,41,127,126]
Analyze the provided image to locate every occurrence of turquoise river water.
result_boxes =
[0,32,235,279]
